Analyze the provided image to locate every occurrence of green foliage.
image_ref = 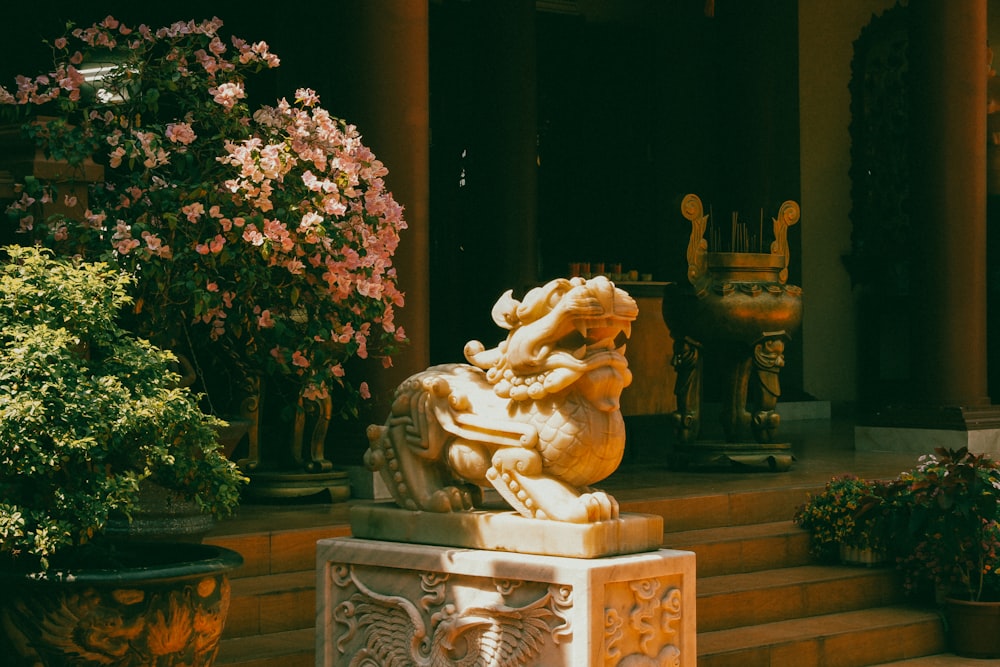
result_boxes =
[0,245,246,570]
[889,447,1000,602]
[795,448,1000,603]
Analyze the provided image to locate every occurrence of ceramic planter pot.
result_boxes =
[104,480,216,543]
[0,542,242,666]
[838,544,890,567]
[943,596,1000,658]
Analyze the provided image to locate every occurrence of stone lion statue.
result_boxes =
[364,275,638,523]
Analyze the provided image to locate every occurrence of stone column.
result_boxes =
[857,0,1000,451]
[313,1,430,471]
[339,0,431,413]
[908,0,990,408]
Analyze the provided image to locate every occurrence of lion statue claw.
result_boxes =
[364,275,638,523]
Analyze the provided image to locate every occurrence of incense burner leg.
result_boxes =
[670,336,702,443]
[749,337,785,443]
[721,351,752,442]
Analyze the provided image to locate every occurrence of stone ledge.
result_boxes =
[855,424,1000,457]
[861,404,1000,431]
[349,502,664,559]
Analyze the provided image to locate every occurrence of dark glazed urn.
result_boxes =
[0,542,243,667]
[943,597,1000,659]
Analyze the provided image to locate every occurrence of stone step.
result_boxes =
[216,628,314,667]
[207,484,949,667]
[663,519,812,576]
[215,519,818,644]
[207,521,352,580]
[870,655,991,666]
[619,484,823,533]
[225,570,316,639]
[697,564,902,632]
[697,605,946,667]
[206,507,350,666]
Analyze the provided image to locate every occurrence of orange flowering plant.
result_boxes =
[796,450,1000,602]
[1,16,407,421]
[793,474,893,561]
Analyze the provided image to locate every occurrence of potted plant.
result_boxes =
[793,473,893,566]
[0,244,247,666]
[0,16,408,495]
[888,447,1000,658]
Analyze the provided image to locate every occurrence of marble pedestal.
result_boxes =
[316,537,697,667]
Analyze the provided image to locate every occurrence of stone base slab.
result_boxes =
[856,425,1000,457]
[349,503,664,558]
[316,537,697,667]
[671,441,795,472]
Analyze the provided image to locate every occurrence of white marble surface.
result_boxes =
[364,276,640,524]
[855,425,1000,457]
[349,503,664,558]
[316,537,697,667]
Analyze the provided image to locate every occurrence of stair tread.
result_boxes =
[664,519,803,541]
[664,519,802,546]
[697,563,895,595]
[869,655,989,666]
[211,467,950,667]
[230,569,315,596]
[698,605,940,654]
[612,479,825,502]
[217,628,314,664]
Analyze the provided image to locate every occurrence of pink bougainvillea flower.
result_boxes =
[182,202,205,223]
[165,122,197,145]
[209,81,245,109]
[291,350,309,368]
[1,16,407,422]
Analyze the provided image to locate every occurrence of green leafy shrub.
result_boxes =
[889,447,1000,602]
[0,245,246,569]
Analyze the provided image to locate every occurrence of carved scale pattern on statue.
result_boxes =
[365,276,639,523]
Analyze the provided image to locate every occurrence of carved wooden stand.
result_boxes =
[239,379,351,501]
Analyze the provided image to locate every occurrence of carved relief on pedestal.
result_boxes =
[325,562,687,667]
[317,540,696,667]
[328,563,574,666]
[604,577,684,667]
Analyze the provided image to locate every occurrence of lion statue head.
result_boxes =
[463,275,638,409]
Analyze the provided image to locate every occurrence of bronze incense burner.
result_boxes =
[662,194,802,470]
